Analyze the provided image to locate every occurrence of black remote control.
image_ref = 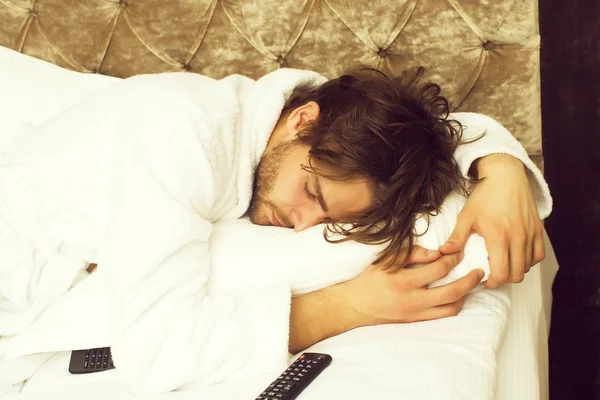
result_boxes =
[68,347,115,374]
[255,352,332,399]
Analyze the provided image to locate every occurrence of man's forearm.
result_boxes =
[288,283,363,354]
[471,153,525,180]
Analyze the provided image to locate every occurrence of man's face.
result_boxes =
[248,139,374,232]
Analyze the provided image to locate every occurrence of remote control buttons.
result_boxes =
[69,347,116,374]
[255,353,332,400]
[83,348,113,371]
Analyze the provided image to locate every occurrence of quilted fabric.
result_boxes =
[0,0,543,167]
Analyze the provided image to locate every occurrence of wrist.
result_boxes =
[288,282,366,354]
[336,279,390,327]
[475,153,525,179]
[326,282,368,330]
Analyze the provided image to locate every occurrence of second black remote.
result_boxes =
[255,352,332,399]
[68,347,115,374]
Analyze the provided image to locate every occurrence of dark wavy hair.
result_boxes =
[282,67,478,268]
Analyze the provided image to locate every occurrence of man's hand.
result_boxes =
[343,247,484,324]
[439,154,545,288]
[289,246,483,353]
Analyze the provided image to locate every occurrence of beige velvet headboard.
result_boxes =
[0,0,543,168]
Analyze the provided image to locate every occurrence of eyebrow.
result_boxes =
[313,176,329,213]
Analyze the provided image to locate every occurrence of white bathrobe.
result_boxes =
[0,69,552,395]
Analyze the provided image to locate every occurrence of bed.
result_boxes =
[8,221,559,400]
[16,245,558,400]
[0,0,556,399]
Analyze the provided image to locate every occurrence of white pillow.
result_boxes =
[0,46,118,151]
[0,46,490,293]
[208,192,491,297]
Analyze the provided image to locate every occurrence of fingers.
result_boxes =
[532,224,546,265]
[406,245,441,265]
[508,229,527,283]
[484,236,510,289]
[525,224,546,274]
[403,251,464,288]
[438,211,473,255]
[379,246,441,271]
[510,222,545,280]
[524,231,534,273]
[423,269,483,308]
[406,298,466,323]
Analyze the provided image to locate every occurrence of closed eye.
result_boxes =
[304,181,317,200]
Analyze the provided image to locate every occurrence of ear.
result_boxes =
[283,101,320,140]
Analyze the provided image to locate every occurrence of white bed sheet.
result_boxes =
[495,230,558,400]
[12,232,557,400]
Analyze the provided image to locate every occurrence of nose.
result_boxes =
[292,207,326,232]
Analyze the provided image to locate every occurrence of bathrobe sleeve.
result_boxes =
[100,87,291,394]
[451,112,552,219]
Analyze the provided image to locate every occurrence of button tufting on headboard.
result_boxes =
[483,41,497,51]
[377,48,388,59]
[276,55,288,68]
[0,0,544,169]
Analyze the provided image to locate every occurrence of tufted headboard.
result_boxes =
[0,0,543,168]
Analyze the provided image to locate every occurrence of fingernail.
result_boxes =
[427,249,439,257]
[459,250,465,261]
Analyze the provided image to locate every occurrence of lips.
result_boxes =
[271,211,282,227]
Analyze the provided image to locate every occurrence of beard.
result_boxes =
[247,139,299,226]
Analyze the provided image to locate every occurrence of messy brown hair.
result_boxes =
[282,67,476,268]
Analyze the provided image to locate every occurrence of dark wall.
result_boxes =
[540,0,600,399]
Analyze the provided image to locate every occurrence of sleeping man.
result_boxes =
[0,67,551,394]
